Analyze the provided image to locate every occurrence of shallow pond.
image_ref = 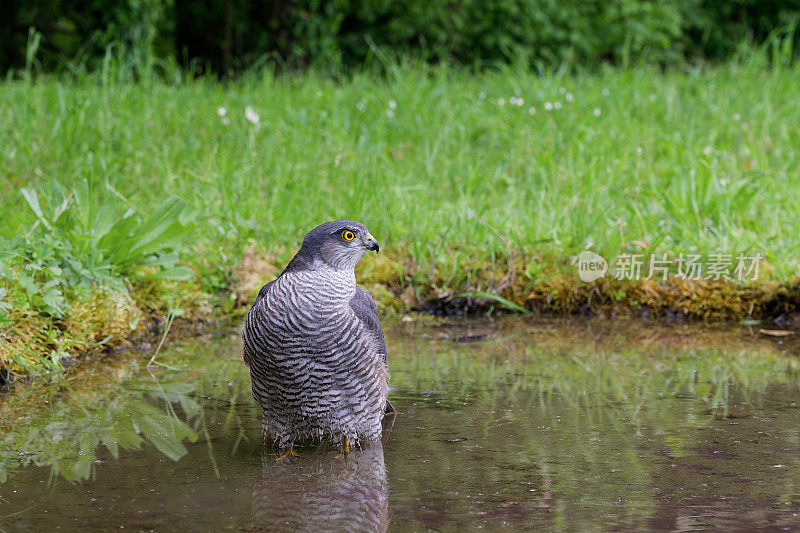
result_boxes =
[1,317,800,531]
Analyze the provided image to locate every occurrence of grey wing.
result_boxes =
[349,285,388,363]
[242,279,277,368]
[254,279,276,304]
[350,285,396,416]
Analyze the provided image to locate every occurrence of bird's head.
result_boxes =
[285,220,380,272]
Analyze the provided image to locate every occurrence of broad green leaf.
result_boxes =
[21,188,51,230]
[132,265,194,281]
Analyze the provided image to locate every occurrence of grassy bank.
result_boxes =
[2,57,800,380]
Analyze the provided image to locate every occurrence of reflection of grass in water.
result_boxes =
[0,379,199,483]
[389,339,800,526]
[0,337,252,484]
[2,327,799,515]
[394,344,800,454]
[0,382,197,481]
[391,339,800,414]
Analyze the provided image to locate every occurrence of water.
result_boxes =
[1,318,800,531]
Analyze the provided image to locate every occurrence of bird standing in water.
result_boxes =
[242,220,392,454]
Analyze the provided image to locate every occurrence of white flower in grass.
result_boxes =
[554,102,562,110]
[388,99,397,110]
[221,117,230,126]
[245,106,259,125]
[559,86,566,95]
[732,113,741,121]
[565,92,574,102]
[356,99,366,112]
[509,96,518,106]
[217,106,227,117]
[498,98,506,106]
[593,107,602,117]
[528,107,537,115]
[479,91,487,99]
[544,101,553,111]
[515,97,524,107]
[602,88,610,97]
[387,109,394,118]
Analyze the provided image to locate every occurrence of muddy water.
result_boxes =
[1,318,800,531]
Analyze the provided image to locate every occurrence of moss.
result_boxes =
[234,245,800,321]
[363,283,404,314]
[230,245,283,308]
[130,277,213,319]
[1,275,215,379]
[63,290,141,347]
[0,310,54,374]
[3,244,799,384]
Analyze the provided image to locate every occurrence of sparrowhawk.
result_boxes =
[242,220,392,452]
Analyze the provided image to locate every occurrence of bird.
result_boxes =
[242,220,393,454]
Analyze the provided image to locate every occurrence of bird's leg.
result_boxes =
[276,441,299,460]
[330,436,351,458]
[276,448,299,460]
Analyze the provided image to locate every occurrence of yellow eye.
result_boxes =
[341,230,356,241]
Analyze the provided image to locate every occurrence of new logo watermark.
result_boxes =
[576,251,608,282]
[575,251,763,282]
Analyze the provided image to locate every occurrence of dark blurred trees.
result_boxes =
[3,0,173,73]
[2,0,799,75]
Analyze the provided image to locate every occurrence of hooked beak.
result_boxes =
[364,233,380,253]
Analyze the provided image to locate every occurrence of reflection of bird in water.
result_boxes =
[249,443,389,533]
[242,220,394,454]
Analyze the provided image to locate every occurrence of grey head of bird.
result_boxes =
[283,220,380,273]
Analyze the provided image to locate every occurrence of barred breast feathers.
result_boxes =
[243,265,384,367]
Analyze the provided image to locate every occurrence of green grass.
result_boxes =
[3,61,799,271]
[2,55,800,375]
